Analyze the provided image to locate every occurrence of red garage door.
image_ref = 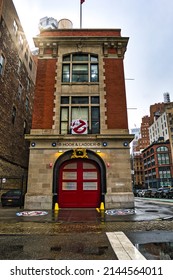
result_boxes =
[58,159,100,208]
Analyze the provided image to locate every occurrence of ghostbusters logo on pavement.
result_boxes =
[16,211,48,217]
[71,119,87,134]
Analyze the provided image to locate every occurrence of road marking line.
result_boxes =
[106,231,146,260]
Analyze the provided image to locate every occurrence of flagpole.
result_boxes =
[80,1,82,28]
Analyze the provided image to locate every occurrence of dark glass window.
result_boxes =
[63,55,70,61]
[62,53,99,83]
[72,64,88,82]
[91,97,99,104]
[0,53,5,75]
[61,97,69,104]
[72,97,89,104]
[61,107,69,134]
[62,65,70,82]
[12,106,16,124]
[91,107,100,134]
[72,54,88,61]
[60,96,100,134]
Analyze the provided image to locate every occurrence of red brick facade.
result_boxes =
[25,24,134,210]
[32,59,57,129]
[32,28,128,130]
[104,58,128,129]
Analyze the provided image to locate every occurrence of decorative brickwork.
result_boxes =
[32,59,57,129]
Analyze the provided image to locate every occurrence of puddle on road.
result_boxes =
[135,242,173,260]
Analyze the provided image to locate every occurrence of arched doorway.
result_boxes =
[53,149,106,208]
[58,159,100,207]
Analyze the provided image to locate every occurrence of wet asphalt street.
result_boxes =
[0,198,173,260]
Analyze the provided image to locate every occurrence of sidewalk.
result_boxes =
[0,199,173,260]
[0,198,173,224]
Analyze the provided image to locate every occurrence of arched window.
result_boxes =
[157,146,168,152]
[12,106,16,124]
[62,53,99,83]
[0,53,5,75]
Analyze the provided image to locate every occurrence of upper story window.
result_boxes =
[0,53,5,75]
[19,34,24,49]
[62,53,99,83]
[26,77,30,92]
[60,96,100,134]
[29,58,33,71]
[157,146,168,152]
[12,106,17,124]
[23,120,27,134]
[25,97,29,112]
[18,83,23,99]
[18,59,22,73]
[13,20,18,36]
[25,49,28,61]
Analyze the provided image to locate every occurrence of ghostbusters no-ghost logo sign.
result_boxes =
[71,119,87,134]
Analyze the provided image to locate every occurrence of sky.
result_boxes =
[13,0,173,130]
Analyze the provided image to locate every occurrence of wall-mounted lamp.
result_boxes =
[123,141,129,147]
[31,142,36,147]
[52,142,57,147]
[96,150,101,153]
[102,142,107,147]
[58,150,63,153]
[49,162,53,168]
[107,162,110,167]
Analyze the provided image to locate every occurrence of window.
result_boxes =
[18,59,22,73]
[0,53,5,75]
[62,53,99,83]
[25,49,28,61]
[23,120,27,134]
[26,77,30,91]
[157,146,168,152]
[25,97,29,111]
[60,96,100,134]
[18,84,23,99]
[157,153,170,165]
[12,106,16,124]
[159,167,171,179]
[13,20,18,35]
[19,34,24,49]
[29,58,33,71]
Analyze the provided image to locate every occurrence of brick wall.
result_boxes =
[39,29,121,38]
[32,59,57,129]
[0,0,36,176]
[104,58,128,129]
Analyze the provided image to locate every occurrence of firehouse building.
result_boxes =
[25,20,134,209]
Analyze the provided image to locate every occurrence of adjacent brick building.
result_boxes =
[25,19,134,209]
[142,141,173,188]
[0,0,37,178]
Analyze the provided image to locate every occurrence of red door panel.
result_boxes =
[58,159,100,208]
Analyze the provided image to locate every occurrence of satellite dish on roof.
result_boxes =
[58,19,73,29]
